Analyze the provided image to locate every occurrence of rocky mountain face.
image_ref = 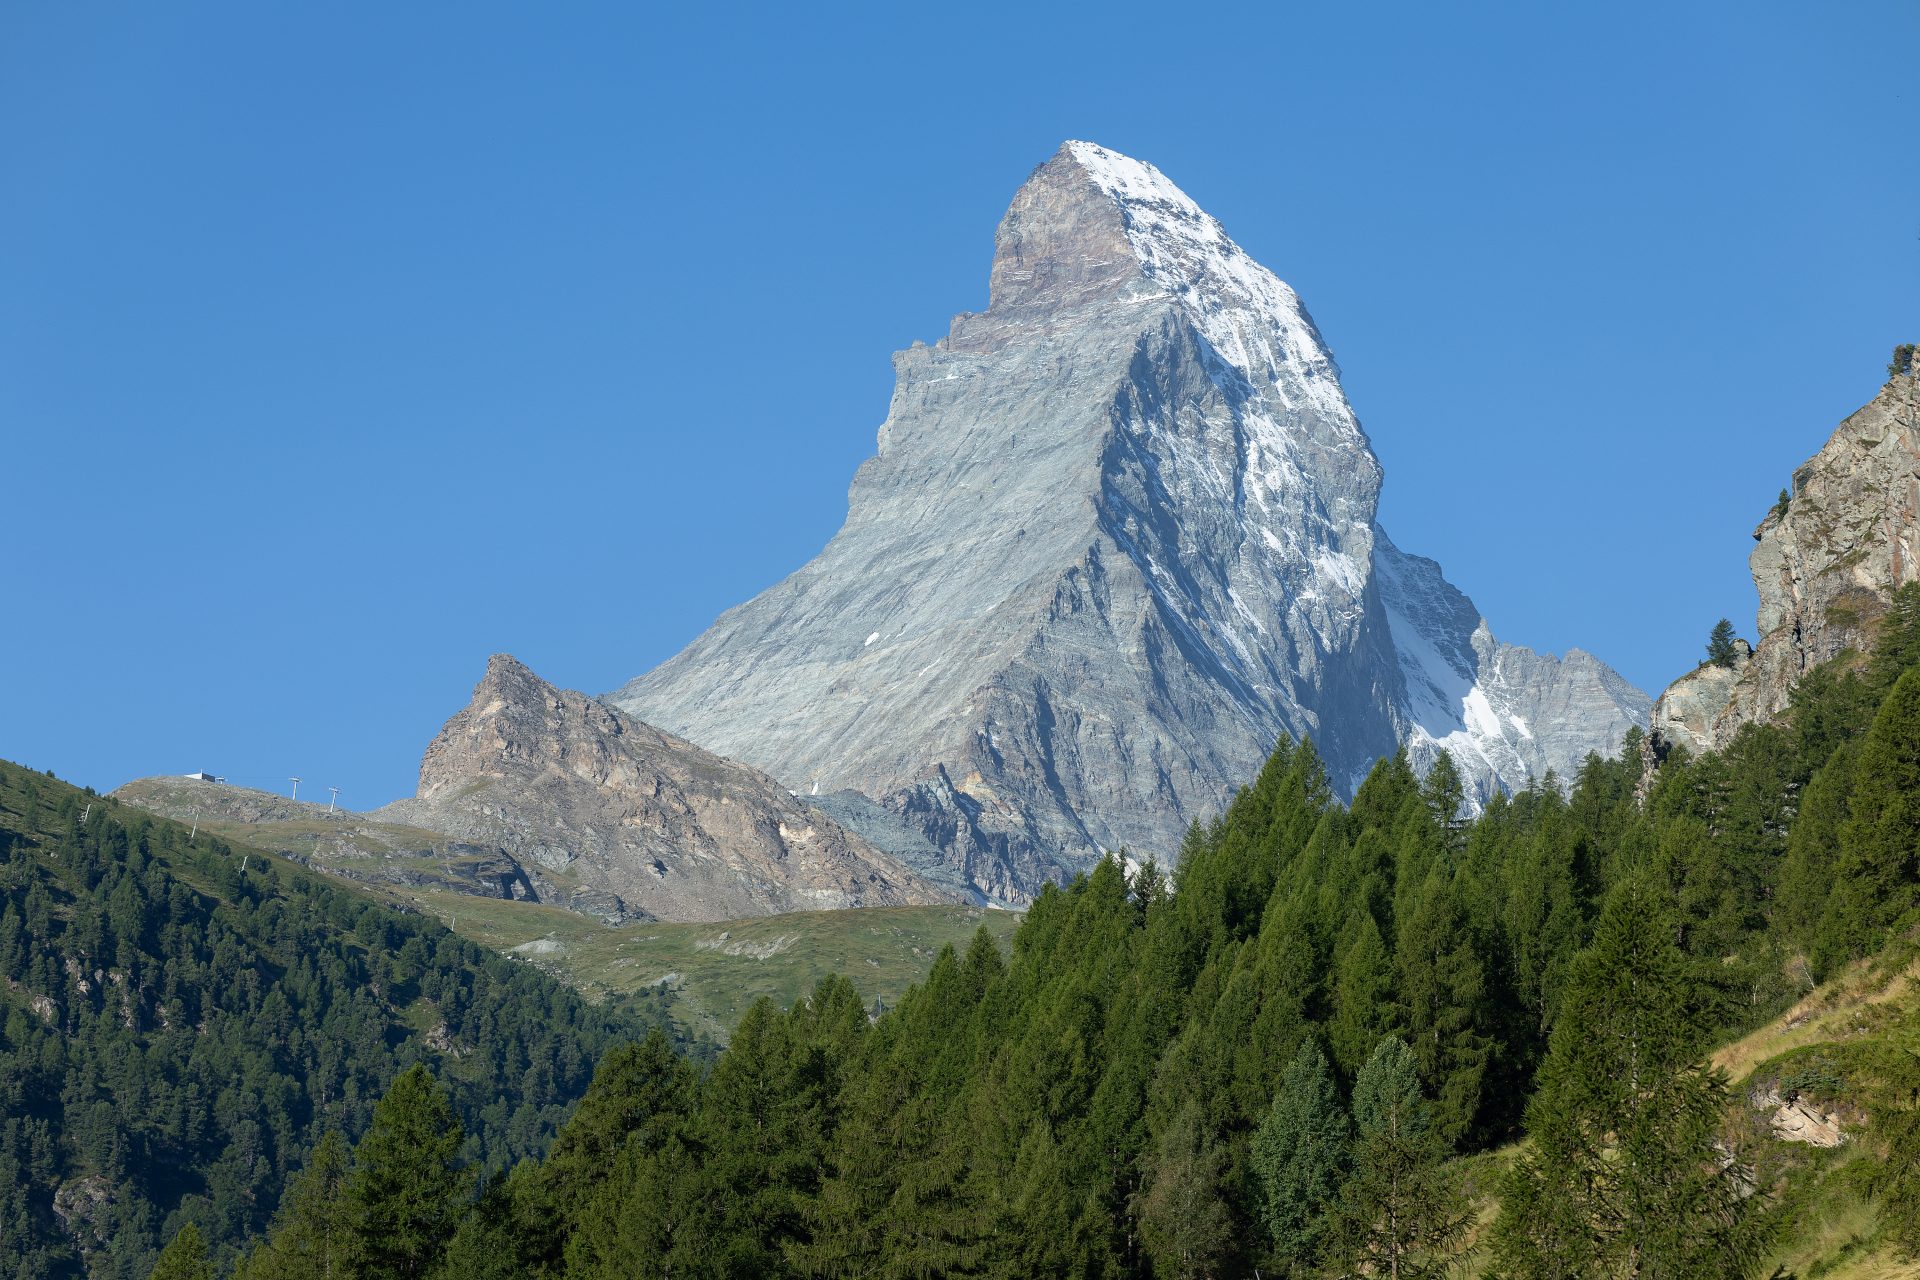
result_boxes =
[1653,366,1920,753]
[375,655,951,922]
[614,141,1648,904]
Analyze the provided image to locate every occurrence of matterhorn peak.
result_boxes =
[614,142,1648,903]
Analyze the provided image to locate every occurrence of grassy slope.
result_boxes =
[112,779,1021,1041]
[112,782,1029,1043]
[1439,949,1920,1278]
[1713,949,1920,1280]
[400,890,1022,1042]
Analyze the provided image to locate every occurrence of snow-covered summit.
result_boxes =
[1059,140,1353,424]
[613,142,1647,902]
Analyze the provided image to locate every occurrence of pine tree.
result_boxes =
[1393,871,1493,1146]
[429,1173,521,1280]
[1778,743,1854,963]
[519,1028,693,1271]
[239,1130,353,1280]
[1819,667,1920,964]
[1876,1030,1920,1258]
[347,1064,467,1280]
[1706,618,1741,668]
[1250,1041,1349,1276]
[1134,1097,1234,1280]
[150,1222,214,1280]
[1493,880,1764,1278]
[1329,1038,1467,1280]
[1327,911,1398,1077]
[1870,584,1920,690]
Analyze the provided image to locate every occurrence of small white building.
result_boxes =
[183,771,217,783]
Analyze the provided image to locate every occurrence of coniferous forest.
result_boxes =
[0,762,684,1280]
[102,591,1920,1279]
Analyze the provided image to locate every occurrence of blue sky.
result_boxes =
[3,2,1915,806]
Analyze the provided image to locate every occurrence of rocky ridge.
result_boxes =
[615,141,1648,903]
[376,655,952,922]
[1653,365,1920,753]
[111,774,544,905]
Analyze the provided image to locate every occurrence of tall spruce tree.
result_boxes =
[1493,880,1764,1278]
[346,1065,466,1280]
[517,1028,694,1273]
[1819,667,1920,965]
[149,1223,213,1280]
[1329,1038,1466,1280]
[1393,870,1493,1146]
[238,1130,352,1280]
[1134,1097,1234,1280]
[1328,911,1398,1077]
[1250,1041,1349,1276]
[1707,619,1740,668]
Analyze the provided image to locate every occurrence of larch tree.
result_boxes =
[1493,879,1764,1278]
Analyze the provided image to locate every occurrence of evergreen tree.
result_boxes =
[1869,584,1920,690]
[1134,1098,1233,1280]
[430,1175,521,1280]
[149,1223,213,1280]
[1877,1036,1920,1258]
[1250,1041,1349,1275]
[1393,871,1494,1146]
[1819,667,1920,965]
[1778,743,1854,963]
[1329,1038,1466,1280]
[239,1130,352,1280]
[347,1065,466,1280]
[517,1029,693,1273]
[1707,618,1741,668]
[1493,881,1764,1278]
[1327,912,1398,1077]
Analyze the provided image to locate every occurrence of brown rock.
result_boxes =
[376,656,954,922]
[1653,368,1920,752]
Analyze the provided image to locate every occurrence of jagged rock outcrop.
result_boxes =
[1653,366,1920,753]
[615,141,1647,903]
[375,655,951,921]
[1374,533,1651,792]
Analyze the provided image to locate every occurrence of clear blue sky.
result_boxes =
[3,2,1915,806]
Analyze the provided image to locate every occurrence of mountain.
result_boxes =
[613,141,1647,902]
[113,773,543,903]
[1654,361,1920,753]
[0,757,660,1279]
[374,655,954,922]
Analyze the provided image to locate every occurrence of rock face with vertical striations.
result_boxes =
[614,141,1647,903]
[1653,365,1920,754]
[374,655,952,922]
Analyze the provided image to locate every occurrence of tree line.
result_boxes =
[176,587,1920,1277]
[0,761,682,1280]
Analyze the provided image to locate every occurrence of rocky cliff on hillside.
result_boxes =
[375,655,952,922]
[1653,365,1920,753]
[614,141,1648,903]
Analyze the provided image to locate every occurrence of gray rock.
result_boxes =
[375,655,955,922]
[1652,368,1920,753]
[615,141,1647,902]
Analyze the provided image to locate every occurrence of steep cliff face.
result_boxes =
[1653,367,1920,753]
[615,141,1646,902]
[1375,533,1653,790]
[376,656,951,921]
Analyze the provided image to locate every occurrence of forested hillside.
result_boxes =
[212,590,1920,1278]
[0,760,679,1280]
